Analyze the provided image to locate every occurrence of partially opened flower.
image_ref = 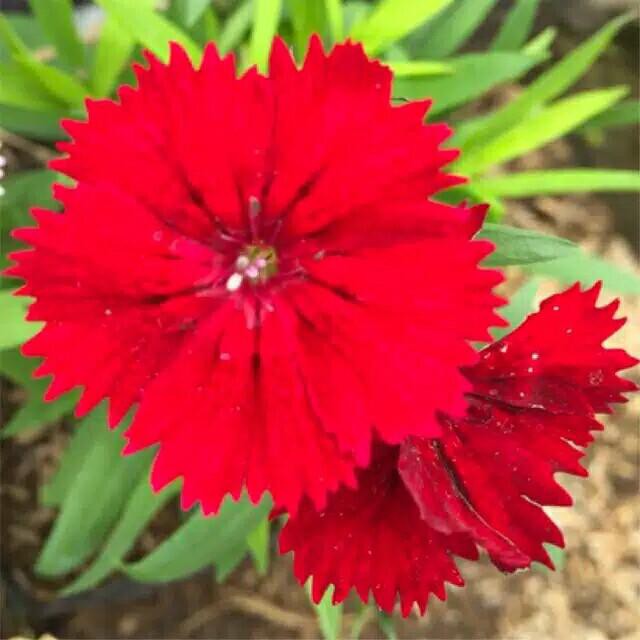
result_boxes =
[8,37,504,514]
[280,283,637,615]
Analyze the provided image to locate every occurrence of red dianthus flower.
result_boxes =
[8,38,503,513]
[279,283,637,615]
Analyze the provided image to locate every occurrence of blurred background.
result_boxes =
[1,0,638,638]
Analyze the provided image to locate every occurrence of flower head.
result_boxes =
[8,37,503,514]
[280,283,637,613]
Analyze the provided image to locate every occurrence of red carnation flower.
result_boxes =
[8,37,503,514]
[280,283,638,615]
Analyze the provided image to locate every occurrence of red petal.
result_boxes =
[279,444,477,616]
[401,283,637,572]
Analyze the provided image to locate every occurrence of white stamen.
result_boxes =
[226,272,243,292]
[245,265,259,279]
[235,255,250,270]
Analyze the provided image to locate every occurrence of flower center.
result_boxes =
[225,244,278,292]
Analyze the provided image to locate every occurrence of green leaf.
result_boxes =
[387,59,452,77]
[491,278,540,340]
[0,291,39,351]
[312,585,342,640]
[522,26,557,57]
[247,516,270,575]
[36,410,151,576]
[461,14,632,152]
[324,0,344,43]
[168,0,214,28]
[13,53,89,106]
[492,0,540,51]
[28,0,85,68]
[394,51,543,116]
[417,0,498,59]
[218,0,253,55]
[0,62,64,110]
[124,495,271,582]
[287,0,326,58]
[62,478,180,595]
[478,223,577,267]
[0,105,66,141]
[214,541,250,582]
[90,17,134,96]
[473,169,640,197]
[350,0,454,55]
[95,0,201,64]
[0,14,30,57]
[0,15,46,62]
[545,544,566,571]
[457,87,627,174]
[525,251,640,295]
[249,0,283,72]
[376,610,398,640]
[2,169,60,219]
[581,99,640,132]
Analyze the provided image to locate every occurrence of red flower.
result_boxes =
[280,283,637,614]
[7,38,503,514]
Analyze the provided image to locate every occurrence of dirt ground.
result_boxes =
[1,7,639,640]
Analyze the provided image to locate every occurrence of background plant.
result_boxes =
[1,1,638,637]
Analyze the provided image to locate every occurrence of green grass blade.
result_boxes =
[312,585,342,640]
[218,0,253,54]
[462,13,632,152]
[27,0,85,68]
[0,105,66,140]
[90,16,135,96]
[395,51,544,116]
[0,291,39,351]
[62,479,181,594]
[387,59,452,77]
[249,0,283,72]
[473,169,640,197]
[95,0,201,63]
[168,0,213,28]
[479,223,577,266]
[324,0,344,43]
[350,0,454,55]
[124,495,271,582]
[417,0,498,59]
[247,516,270,575]
[457,87,627,174]
[525,252,640,294]
[492,0,540,51]
[0,61,66,110]
[581,99,639,132]
[287,0,327,59]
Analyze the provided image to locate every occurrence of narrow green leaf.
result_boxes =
[0,14,30,57]
[376,610,398,640]
[36,411,150,576]
[124,495,271,582]
[581,99,640,132]
[0,62,64,110]
[90,17,134,96]
[473,169,640,197]
[28,0,85,68]
[214,542,250,582]
[312,585,342,640]
[0,105,66,141]
[324,0,344,43]
[0,15,46,62]
[462,14,632,152]
[387,59,452,77]
[189,7,221,45]
[169,0,213,28]
[478,223,577,267]
[417,0,498,59]
[522,26,557,57]
[492,0,540,51]
[457,87,627,174]
[491,278,540,340]
[95,0,201,63]
[247,516,270,575]
[287,0,326,58]
[545,544,566,571]
[218,0,253,55]
[525,251,640,295]
[395,51,543,116]
[249,0,283,71]
[350,0,455,55]
[62,479,180,595]
[0,291,39,351]
[14,53,89,106]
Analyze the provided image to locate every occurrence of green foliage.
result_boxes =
[0,0,638,624]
